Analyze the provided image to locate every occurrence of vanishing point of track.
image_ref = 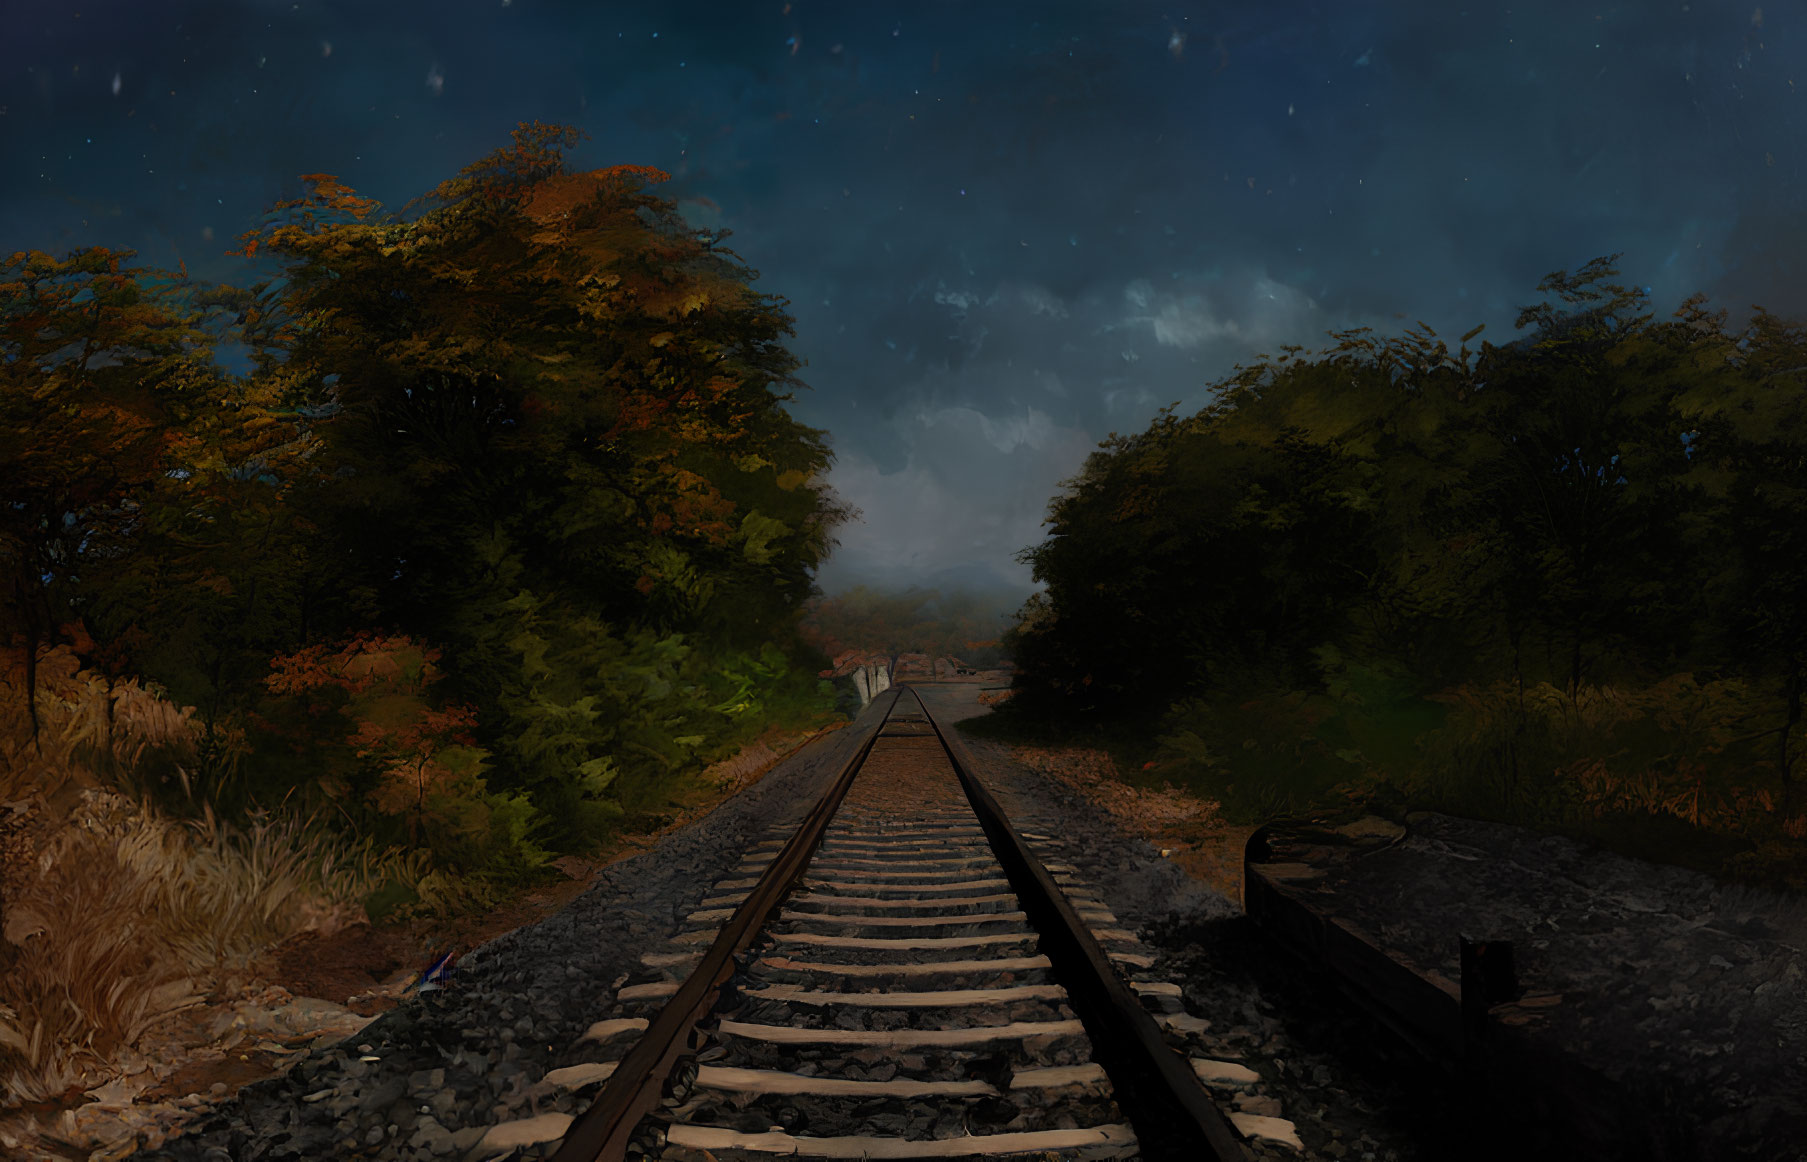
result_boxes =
[540,686,1251,1162]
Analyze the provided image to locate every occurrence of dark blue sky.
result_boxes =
[4,0,1802,593]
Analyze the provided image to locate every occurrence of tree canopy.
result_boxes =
[1008,257,1807,879]
[801,586,1011,667]
[2,122,847,879]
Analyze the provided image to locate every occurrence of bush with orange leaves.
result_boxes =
[259,634,544,883]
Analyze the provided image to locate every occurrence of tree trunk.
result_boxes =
[1509,621,1526,807]
[104,671,117,756]
[16,575,42,749]
[1780,660,1801,809]
[414,758,427,848]
[22,623,40,749]
[202,676,225,794]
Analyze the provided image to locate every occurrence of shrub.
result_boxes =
[1156,692,1363,823]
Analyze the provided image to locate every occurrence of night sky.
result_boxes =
[5,0,1803,595]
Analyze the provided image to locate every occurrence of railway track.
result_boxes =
[483,686,1267,1162]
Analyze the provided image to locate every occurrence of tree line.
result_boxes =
[0,123,846,885]
[1008,257,1807,884]
[801,586,1011,668]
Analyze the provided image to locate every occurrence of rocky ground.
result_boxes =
[25,681,1770,1160]
[916,684,1468,1162]
[929,685,1807,1162]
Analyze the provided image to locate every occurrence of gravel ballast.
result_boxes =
[125,680,1738,1162]
[126,696,896,1162]
[917,684,1465,1162]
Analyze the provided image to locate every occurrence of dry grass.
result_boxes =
[0,796,202,1102]
[1012,745,1219,831]
[1416,678,1807,877]
[0,646,406,1107]
[0,645,196,804]
[693,726,846,796]
[0,649,829,1108]
[0,787,388,1105]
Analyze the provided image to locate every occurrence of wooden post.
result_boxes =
[1460,936,1520,1072]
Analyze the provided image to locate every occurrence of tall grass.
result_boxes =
[0,790,374,1104]
[1407,675,1798,836]
[0,646,196,804]
[0,647,436,1106]
[1149,668,1807,889]
[1157,691,1364,822]
[0,791,205,1102]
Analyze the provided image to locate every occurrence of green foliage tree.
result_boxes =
[0,247,244,744]
[1008,256,1807,877]
[2,123,849,898]
[228,123,845,846]
[1671,302,1807,808]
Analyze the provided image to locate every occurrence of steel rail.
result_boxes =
[548,687,905,1162]
[906,684,1251,1162]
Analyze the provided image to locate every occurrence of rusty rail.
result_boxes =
[553,682,1248,1160]
[907,685,1250,1162]
[548,687,903,1162]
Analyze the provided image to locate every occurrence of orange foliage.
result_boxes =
[232,174,380,258]
[519,165,673,231]
[355,704,480,842]
[222,118,834,642]
[265,634,441,697]
[264,635,482,843]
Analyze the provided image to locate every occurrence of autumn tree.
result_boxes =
[259,635,528,871]
[232,123,845,842]
[1014,382,1384,711]
[0,248,236,742]
[1014,257,1717,714]
[1462,258,1681,695]
[1006,256,1807,864]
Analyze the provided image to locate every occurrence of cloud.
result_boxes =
[966,406,1053,455]
[677,196,725,231]
[818,403,1095,592]
[785,134,1712,593]
[17,0,1772,606]
[932,285,980,314]
[1150,298,1240,347]
[799,266,1364,591]
[1016,284,1068,318]
[1128,274,1322,349]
